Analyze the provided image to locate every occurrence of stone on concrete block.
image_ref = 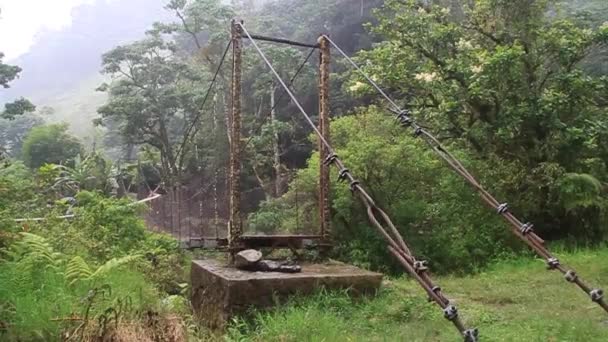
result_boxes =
[191,259,383,329]
[234,249,263,269]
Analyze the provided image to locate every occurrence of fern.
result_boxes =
[90,255,140,281]
[5,232,62,266]
[66,256,93,285]
[66,254,140,285]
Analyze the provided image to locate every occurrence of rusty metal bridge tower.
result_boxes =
[226,19,332,255]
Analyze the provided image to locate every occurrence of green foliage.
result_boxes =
[346,0,608,242]
[0,161,39,212]
[0,52,21,89]
[0,113,43,157]
[2,98,35,120]
[41,191,147,262]
[0,49,35,122]
[0,233,160,341]
[21,124,83,169]
[558,173,604,211]
[50,152,116,196]
[66,254,140,286]
[252,109,517,273]
[97,13,224,184]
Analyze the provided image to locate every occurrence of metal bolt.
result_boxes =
[564,270,577,283]
[463,328,479,342]
[590,289,604,302]
[546,257,560,270]
[414,260,429,272]
[443,305,458,321]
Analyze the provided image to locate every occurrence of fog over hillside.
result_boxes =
[1,0,170,136]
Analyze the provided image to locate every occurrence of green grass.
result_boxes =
[225,249,608,341]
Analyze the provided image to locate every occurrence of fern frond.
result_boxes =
[89,255,140,281]
[66,256,93,285]
[7,233,60,265]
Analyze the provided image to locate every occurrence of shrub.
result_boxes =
[21,123,82,169]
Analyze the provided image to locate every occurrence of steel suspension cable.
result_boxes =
[323,34,608,315]
[239,22,478,342]
[179,40,232,157]
[242,47,316,152]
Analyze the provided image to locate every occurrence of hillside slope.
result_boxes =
[1,0,169,135]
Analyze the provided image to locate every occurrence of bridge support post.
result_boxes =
[229,19,243,258]
[318,35,331,253]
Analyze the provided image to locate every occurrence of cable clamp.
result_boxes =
[396,110,413,127]
[428,286,441,302]
[413,127,423,137]
[337,168,350,182]
[590,289,604,302]
[519,222,533,235]
[463,328,479,342]
[323,153,338,166]
[443,305,458,321]
[414,260,428,273]
[496,203,509,214]
[546,257,560,270]
[349,179,360,191]
[564,270,577,282]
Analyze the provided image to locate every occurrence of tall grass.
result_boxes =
[225,249,608,341]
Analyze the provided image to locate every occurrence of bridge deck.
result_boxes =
[184,234,326,250]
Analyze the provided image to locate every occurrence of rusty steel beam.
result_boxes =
[228,19,243,256]
[245,33,319,49]
[318,35,332,250]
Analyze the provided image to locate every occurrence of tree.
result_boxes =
[0,52,20,89]
[21,124,82,169]
[1,8,36,122]
[97,33,208,185]
[0,113,43,157]
[348,0,608,241]
[0,53,35,119]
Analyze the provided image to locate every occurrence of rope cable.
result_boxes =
[179,40,233,157]
[242,47,316,152]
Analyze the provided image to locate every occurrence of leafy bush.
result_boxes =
[21,123,82,169]
[39,191,147,262]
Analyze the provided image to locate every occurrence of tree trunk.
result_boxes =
[270,83,282,197]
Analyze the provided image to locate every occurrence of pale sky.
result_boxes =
[0,0,94,61]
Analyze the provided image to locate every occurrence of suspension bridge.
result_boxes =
[145,20,607,341]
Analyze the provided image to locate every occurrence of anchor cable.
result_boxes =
[239,22,479,342]
[323,34,608,315]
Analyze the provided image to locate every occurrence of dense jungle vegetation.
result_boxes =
[1,0,607,340]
